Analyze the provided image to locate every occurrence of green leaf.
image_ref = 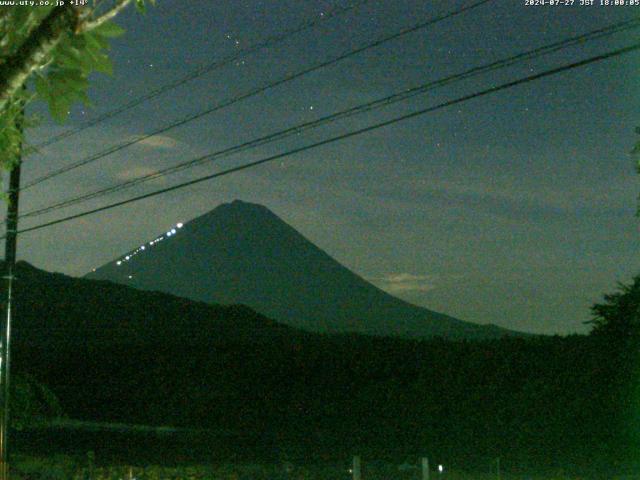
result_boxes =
[34,75,50,101]
[85,30,110,51]
[49,69,89,94]
[87,50,113,75]
[92,20,125,38]
[48,96,70,123]
[135,0,146,14]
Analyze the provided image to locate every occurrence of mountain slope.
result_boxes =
[8,261,308,427]
[86,200,514,339]
[12,260,298,347]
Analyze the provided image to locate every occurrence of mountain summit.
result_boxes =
[86,200,514,339]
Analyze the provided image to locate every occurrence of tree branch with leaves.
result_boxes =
[0,0,153,169]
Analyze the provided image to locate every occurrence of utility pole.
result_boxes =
[352,455,361,480]
[421,457,429,480]
[0,101,24,480]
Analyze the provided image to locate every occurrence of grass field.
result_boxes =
[8,455,640,480]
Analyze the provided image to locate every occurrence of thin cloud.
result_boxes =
[131,135,178,149]
[115,166,166,182]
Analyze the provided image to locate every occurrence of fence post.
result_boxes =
[421,457,429,480]
[352,455,361,480]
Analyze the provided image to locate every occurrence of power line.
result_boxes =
[22,0,493,190]
[20,17,640,220]
[31,0,372,151]
[10,42,640,238]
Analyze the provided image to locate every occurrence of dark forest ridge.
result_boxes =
[86,200,520,340]
[5,260,629,474]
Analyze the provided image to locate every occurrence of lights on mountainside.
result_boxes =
[110,221,184,267]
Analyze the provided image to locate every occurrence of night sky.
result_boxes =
[10,0,640,335]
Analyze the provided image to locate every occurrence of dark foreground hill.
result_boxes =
[2,262,636,474]
[86,200,516,340]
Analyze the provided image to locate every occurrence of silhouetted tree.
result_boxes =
[632,126,640,215]
[589,274,640,339]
